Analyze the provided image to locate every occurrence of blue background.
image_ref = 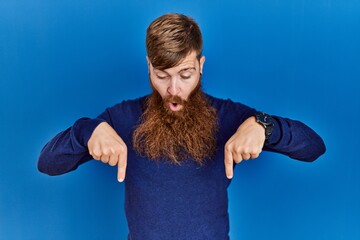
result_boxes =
[1,0,359,239]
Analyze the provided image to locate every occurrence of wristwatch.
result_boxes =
[254,112,274,140]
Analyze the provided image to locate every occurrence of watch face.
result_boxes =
[256,112,273,126]
[255,112,274,139]
[263,114,269,123]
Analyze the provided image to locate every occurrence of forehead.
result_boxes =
[152,51,198,72]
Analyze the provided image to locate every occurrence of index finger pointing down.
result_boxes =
[224,148,234,179]
[117,149,127,182]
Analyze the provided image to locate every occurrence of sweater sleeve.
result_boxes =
[211,95,326,162]
[263,116,326,162]
[37,110,111,176]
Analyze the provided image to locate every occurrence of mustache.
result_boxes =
[165,95,185,104]
[163,95,186,109]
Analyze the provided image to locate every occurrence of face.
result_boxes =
[134,53,217,163]
[147,51,205,112]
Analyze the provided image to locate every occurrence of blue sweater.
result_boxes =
[38,94,325,240]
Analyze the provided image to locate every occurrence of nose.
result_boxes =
[167,78,180,96]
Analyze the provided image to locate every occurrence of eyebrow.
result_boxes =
[179,67,196,73]
[154,67,196,75]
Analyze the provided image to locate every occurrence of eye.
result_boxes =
[156,75,168,80]
[180,74,191,79]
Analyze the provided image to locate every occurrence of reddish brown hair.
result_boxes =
[146,13,203,70]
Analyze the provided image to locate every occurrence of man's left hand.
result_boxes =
[224,116,266,179]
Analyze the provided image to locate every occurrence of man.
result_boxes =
[38,13,326,240]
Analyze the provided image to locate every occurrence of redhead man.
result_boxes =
[38,13,325,240]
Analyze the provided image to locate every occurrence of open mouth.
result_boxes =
[163,95,185,112]
[169,102,182,111]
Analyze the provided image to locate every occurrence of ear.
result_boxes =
[199,56,206,74]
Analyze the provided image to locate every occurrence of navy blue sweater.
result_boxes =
[38,94,325,240]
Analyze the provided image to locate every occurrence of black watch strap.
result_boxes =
[254,112,274,140]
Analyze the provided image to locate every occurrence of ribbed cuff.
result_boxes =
[265,116,281,146]
[73,117,106,147]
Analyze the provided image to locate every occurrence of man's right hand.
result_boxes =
[87,122,127,182]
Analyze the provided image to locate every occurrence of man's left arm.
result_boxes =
[224,114,326,179]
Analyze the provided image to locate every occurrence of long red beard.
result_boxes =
[132,85,218,165]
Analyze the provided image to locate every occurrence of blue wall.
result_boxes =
[1,0,359,239]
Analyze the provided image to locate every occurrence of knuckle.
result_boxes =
[234,146,243,154]
[121,144,128,152]
[110,147,116,155]
[249,149,257,155]
[224,157,232,164]
[233,155,241,163]
[251,147,261,154]
[118,145,126,153]
[244,147,250,153]
[93,149,101,156]
[225,144,232,152]
[120,155,126,162]
[108,161,117,167]
[235,158,242,164]
[91,151,101,160]
[103,149,110,155]
[114,146,121,155]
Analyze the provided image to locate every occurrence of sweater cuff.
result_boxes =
[72,117,106,147]
[265,116,281,146]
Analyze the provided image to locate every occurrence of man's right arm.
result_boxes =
[37,117,106,176]
[38,98,143,181]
